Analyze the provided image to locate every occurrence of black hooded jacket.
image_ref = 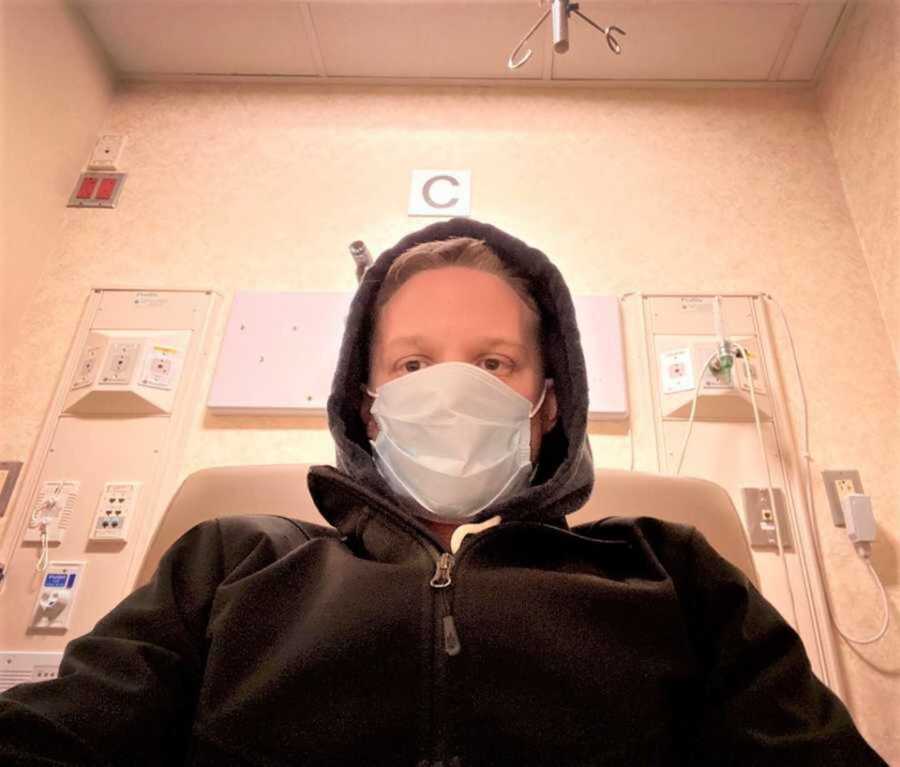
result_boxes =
[0,219,885,766]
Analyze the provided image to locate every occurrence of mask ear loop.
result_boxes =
[529,379,550,418]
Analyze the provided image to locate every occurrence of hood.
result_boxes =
[312,217,594,530]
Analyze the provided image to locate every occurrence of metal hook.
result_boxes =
[507,6,551,69]
[570,8,626,55]
[607,25,626,54]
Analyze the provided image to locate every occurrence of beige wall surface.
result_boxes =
[0,0,115,364]
[1,81,898,759]
[818,0,899,372]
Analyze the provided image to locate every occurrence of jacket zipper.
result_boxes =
[430,552,461,656]
[429,550,461,765]
[311,469,467,763]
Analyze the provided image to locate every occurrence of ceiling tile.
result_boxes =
[310,3,546,79]
[551,2,800,81]
[76,0,319,75]
[780,2,846,80]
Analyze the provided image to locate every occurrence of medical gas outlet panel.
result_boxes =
[639,293,842,696]
[658,337,771,422]
[66,330,190,416]
[0,288,219,652]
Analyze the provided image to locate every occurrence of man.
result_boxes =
[0,218,886,766]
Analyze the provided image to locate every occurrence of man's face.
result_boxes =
[361,266,558,462]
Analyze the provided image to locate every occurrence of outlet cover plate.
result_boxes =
[821,469,863,527]
[88,134,125,170]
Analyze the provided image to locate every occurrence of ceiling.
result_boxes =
[73,0,851,87]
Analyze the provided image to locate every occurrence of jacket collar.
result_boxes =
[307,464,571,564]
[308,464,444,566]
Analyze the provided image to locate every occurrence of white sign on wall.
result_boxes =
[408,169,471,216]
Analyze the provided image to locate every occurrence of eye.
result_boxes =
[478,356,514,375]
[399,357,428,374]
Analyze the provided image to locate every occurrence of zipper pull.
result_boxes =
[430,553,461,655]
[429,552,454,588]
[442,614,461,656]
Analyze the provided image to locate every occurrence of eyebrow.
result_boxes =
[384,335,528,353]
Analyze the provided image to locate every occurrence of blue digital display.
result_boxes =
[44,573,67,588]
[66,573,77,589]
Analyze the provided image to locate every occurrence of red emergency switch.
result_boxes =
[95,177,118,200]
[68,171,126,208]
[76,176,98,199]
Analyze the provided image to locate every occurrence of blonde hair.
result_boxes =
[374,237,539,319]
[368,237,544,373]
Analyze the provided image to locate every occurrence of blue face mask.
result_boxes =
[366,362,548,523]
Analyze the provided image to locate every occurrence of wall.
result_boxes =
[1,80,897,759]
[818,0,899,372]
[0,0,116,363]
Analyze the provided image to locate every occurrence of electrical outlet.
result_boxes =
[835,479,855,497]
[822,469,863,527]
[87,134,125,170]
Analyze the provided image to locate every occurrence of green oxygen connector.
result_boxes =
[708,340,735,384]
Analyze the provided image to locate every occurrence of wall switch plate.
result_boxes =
[67,172,127,208]
[87,134,125,170]
[821,469,863,527]
[741,487,793,550]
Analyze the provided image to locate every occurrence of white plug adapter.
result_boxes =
[840,494,876,544]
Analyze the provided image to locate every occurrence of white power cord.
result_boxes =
[628,425,635,472]
[30,492,57,574]
[671,334,803,629]
[764,294,890,645]
[673,350,719,477]
[731,340,802,631]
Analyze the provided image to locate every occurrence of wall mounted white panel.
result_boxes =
[208,291,353,415]
[573,295,629,421]
[209,291,628,419]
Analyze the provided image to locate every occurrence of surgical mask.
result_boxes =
[366,362,548,523]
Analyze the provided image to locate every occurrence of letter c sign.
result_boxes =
[408,170,471,216]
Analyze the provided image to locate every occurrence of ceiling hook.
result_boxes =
[570,9,627,55]
[507,5,552,69]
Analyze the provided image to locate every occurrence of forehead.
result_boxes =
[375,266,535,350]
